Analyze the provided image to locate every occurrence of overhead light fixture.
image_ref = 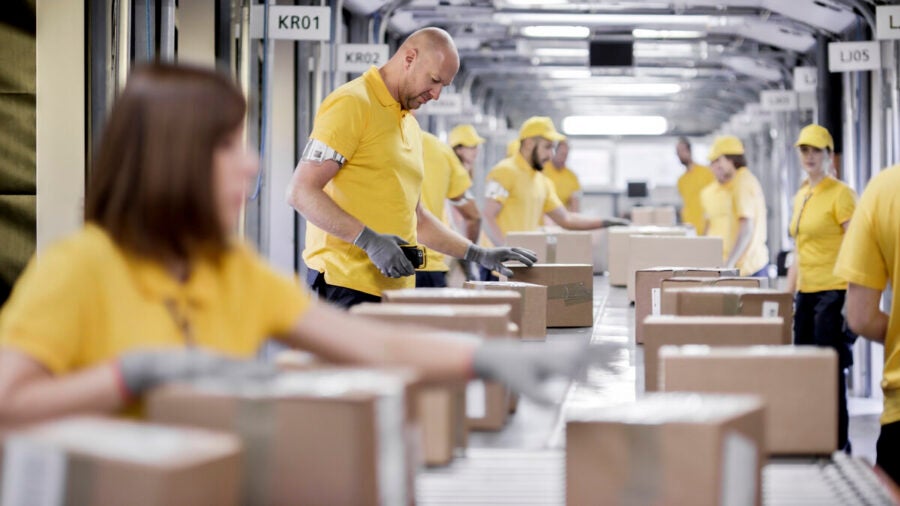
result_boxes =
[549,69,592,79]
[494,13,717,27]
[632,29,705,39]
[504,0,568,5]
[597,83,681,95]
[534,47,589,58]
[633,42,698,59]
[522,25,590,39]
[562,115,668,136]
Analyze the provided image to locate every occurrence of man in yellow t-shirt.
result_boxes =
[287,28,535,307]
[543,140,582,212]
[417,130,481,287]
[835,165,900,485]
[676,137,715,234]
[702,136,769,276]
[481,116,627,280]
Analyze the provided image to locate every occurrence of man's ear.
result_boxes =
[404,48,418,70]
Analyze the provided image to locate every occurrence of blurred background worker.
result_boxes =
[787,124,857,453]
[835,165,900,486]
[287,28,535,307]
[448,123,483,178]
[675,137,715,234]
[480,116,628,280]
[543,139,582,213]
[701,135,769,277]
[417,130,481,287]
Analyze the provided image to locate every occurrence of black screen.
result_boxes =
[589,40,634,67]
[626,181,649,198]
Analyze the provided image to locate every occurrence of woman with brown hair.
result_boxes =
[0,64,600,426]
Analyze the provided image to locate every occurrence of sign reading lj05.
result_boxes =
[250,6,331,41]
[337,44,390,72]
[828,41,881,73]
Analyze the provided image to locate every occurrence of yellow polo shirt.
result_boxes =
[834,165,900,425]
[700,168,768,275]
[0,225,310,376]
[677,163,715,233]
[485,154,564,243]
[789,177,857,293]
[420,132,472,272]
[542,162,581,207]
[303,67,424,296]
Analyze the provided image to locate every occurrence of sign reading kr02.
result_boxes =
[337,44,390,72]
[250,6,331,41]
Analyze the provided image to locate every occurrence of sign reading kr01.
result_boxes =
[250,6,331,41]
[337,44,390,72]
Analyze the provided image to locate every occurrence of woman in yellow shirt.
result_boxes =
[787,124,857,452]
[0,64,605,427]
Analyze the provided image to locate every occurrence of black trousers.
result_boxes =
[306,270,381,309]
[478,266,499,282]
[877,420,900,487]
[794,290,855,451]
[415,271,448,288]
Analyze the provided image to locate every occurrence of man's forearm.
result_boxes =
[288,184,365,244]
[417,206,472,258]
[726,219,753,268]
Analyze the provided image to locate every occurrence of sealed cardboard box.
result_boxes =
[567,393,765,506]
[630,206,656,225]
[149,370,412,505]
[463,281,547,339]
[633,267,740,344]
[626,235,724,301]
[659,276,761,315]
[350,303,511,436]
[0,416,240,506]
[674,287,795,344]
[654,206,678,226]
[502,264,594,327]
[607,226,689,286]
[505,232,549,262]
[660,345,838,455]
[383,288,522,340]
[643,316,784,391]
[505,231,593,264]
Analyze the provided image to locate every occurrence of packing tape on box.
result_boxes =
[720,293,742,315]
[546,238,557,263]
[623,425,662,504]
[235,398,276,506]
[547,282,592,306]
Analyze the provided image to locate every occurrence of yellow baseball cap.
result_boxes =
[519,116,566,142]
[794,124,833,151]
[506,139,520,157]
[448,124,486,147]
[707,135,745,162]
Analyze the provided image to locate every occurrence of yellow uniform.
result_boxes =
[542,162,581,207]
[420,132,472,272]
[303,67,424,296]
[677,163,715,233]
[834,165,900,425]
[0,225,309,375]
[700,167,768,275]
[789,177,856,293]
[485,154,564,242]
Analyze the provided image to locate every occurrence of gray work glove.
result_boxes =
[602,217,631,228]
[472,340,624,406]
[354,226,415,278]
[464,244,538,278]
[118,348,277,398]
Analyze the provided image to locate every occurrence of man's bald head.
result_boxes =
[384,27,460,110]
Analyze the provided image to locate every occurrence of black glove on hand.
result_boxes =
[464,244,538,278]
[118,348,277,397]
[354,226,415,278]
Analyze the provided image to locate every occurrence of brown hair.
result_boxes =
[724,154,747,169]
[85,63,246,262]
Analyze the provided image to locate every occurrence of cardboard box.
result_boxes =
[630,206,656,226]
[674,287,795,344]
[660,345,838,455]
[633,267,740,344]
[643,316,784,391]
[463,281,547,339]
[659,277,761,315]
[607,227,689,286]
[654,206,678,226]
[0,416,241,506]
[505,231,593,264]
[626,235,724,301]
[350,303,511,437]
[148,370,412,505]
[566,393,765,506]
[502,264,594,327]
[383,288,522,339]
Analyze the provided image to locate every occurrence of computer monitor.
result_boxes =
[626,181,649,198]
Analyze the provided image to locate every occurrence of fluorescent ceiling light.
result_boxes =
[562,115,668,136]
[534,47,588,58]
[522,25,590,38]
[633,42,698,59]
[549,69,592,79]
[494,13,717,26]
[632,29,705,39]
[597,83,681,95]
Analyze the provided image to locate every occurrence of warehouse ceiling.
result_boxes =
[347,0,870,136]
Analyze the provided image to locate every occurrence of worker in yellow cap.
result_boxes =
[786,124,857,452]
[675,137,715,233]
[448,124,485,177]
[481,116,628,280]
[700,135,769,276]
[416,128,483,287]
[543,139,582,212]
